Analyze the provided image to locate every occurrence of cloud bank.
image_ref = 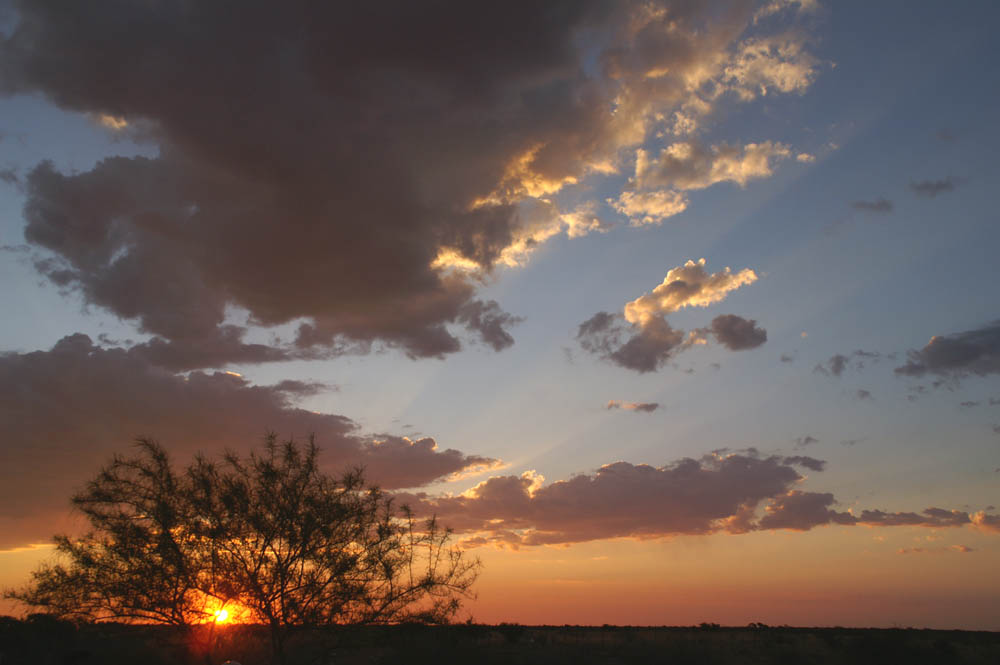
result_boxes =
[0,335,498,548]
[1,0,819,367]
[397,451,1000,547]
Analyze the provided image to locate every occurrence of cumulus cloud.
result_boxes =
[895,322,1000,379]
[633,141,791,192]
[624,259,758,325]
[606,400,660,413]
[609,190,688,226]
[1,1,820,367]
[851,198,893,213]
[577,260,763,372]
[758,491,856,531]
[910,177,958,198]
[0,334,499,548]
[397,451,999,547]
[707,314,768,350]
[796,152,815,163]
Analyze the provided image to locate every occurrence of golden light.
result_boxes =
[213,608,230,624]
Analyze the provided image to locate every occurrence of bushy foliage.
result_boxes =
[6,435,479,662]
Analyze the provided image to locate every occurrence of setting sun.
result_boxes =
[213,608,229,624]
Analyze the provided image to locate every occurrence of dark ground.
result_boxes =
[2,616,1000,665]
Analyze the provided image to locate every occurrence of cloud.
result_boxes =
[1,1,820,367]
[753,0,821,25]
[796,153,816,163]
[910,177,958,198]
[896,545,973,555]
[794,435,819,447]
[577,260,763,372]
[397,451,1000,546]
[707,314,768,350]
[0,334,498,549]
[623,259,758,326]
[895,322,1000,379]
[758,491,856,531]
[851,199,893,213]
[780,353,795,363]
[456,300,524,352]
[609,190,688,226]
[634,141,791,192]
[814,349,881,377]
[606,400,660,413]
[856,389,873,401]
[398,452,820,545]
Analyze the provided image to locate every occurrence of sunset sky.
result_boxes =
[2,0,1000,628]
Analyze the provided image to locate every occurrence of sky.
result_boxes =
[1,0,1000,628]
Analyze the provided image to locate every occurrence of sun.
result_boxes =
[213,608,230,624]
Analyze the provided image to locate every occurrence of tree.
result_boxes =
[6,435,480,663]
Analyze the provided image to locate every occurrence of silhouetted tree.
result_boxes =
[6,435,479,664]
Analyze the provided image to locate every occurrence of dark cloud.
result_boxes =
[989,397,1000,406]
[840,438,865,446]
[814,349,881,377]
[0,0,815,368]
[0,166,17,184]
[780,353,795,363]
[606,400,659,413]
[0,334,498,548]
[856,389,873,401]
[576,312,686,373]
[895,322,1000,379]
[396,451,1000,546]
[456,300,524,352]
[794,435,819,447]
[959,401,980,409]
[398,452,813,545]
[814,353,848,377]
[758,491,856,531]
[779,455,826,472]
[576,310,766,373]
[909,177,958,198]
[850,198,893,213]
[857,507,970,528]
[707,314,767,350]
[269,379,335,397]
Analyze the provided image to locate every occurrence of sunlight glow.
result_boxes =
[213,608,229,624]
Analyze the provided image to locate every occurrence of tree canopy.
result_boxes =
[6,435,480,661]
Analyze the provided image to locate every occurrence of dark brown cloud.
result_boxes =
[0,1,816,367]
[707,314,767,350]
[398,452,816,545]
[895,322,1000,379]
[757,491,856,531]
[0,334,497,548]
[397,451,1000,547]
